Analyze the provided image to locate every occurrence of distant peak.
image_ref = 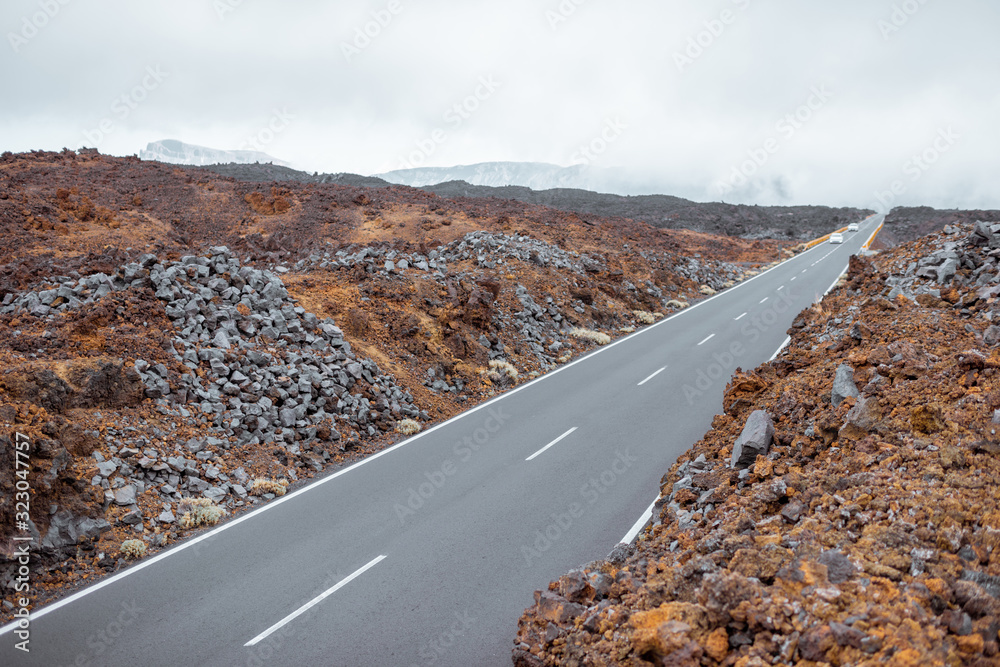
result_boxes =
[139,139,291,168]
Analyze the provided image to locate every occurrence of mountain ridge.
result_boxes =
[139,139,291,168]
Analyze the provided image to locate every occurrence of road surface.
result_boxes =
[1,215,884,667]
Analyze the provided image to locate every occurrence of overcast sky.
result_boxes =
[2,0,997,209]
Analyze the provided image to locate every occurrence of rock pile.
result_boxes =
[286,244,448,278]
[438,231,604,273]
[513,222,1000,667]
[1,247,425,518]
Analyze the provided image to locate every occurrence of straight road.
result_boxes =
[1,215,883,667]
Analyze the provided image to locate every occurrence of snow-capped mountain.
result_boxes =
[374,161,670,196]
[375,162,586,190]
[140,139,291,168]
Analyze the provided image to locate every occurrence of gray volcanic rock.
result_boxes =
[730,410,774,469]
[831,364,859,407]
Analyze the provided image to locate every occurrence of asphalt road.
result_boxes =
[1,214,883,667]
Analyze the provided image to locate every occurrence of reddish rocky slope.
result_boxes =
[0,150,791,620]
[513,222,1000,667]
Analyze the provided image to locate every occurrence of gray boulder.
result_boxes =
[730,410,774,469]
[936,258,958,284]
[113,485,137,506]
[967,221,997,248]
[40,511,111,550]
[985,326,1000,347]
[831,364,859,407]
[839,397,882,440]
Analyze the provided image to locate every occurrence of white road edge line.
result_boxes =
[0,216,850,637]
[637,367,667,387]
[734,312,747,321]
[245,554,387,647]
[620,496,659,544]
[697,334,715,346]
[526,427,578,461]
[768,336,792,361]
[822,266,849,297]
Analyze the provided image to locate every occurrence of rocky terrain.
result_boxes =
[192,163,871,242]
[419,182,871,242]
[881,207,1000,248]
[0,149,791,620]
[513,221,1000,666]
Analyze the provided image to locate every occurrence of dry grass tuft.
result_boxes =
[395,418,422,435]
[569,328,611,345]
[485,360,519,386]
[177,497,227,529]
[120,539,146,560]
[249,478,290,497]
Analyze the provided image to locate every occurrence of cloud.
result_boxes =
[1,0,997,209]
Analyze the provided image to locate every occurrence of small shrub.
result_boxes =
[395,418,422,435]
[699,285,716,296]
[619,325,636,333]
[120,539,146,560]
[557,354,573,364]
[631,310,656,325]
[666,300,689,310]
[249,478,289,497]
[178,497,227,529]
[569,328,611,345]
[486,360,519,386]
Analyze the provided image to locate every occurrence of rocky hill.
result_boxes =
[190,163,869,242]
[881,207,1000,248]
[0,149,794,618]
[420,182,871,242]
[513,221,1000,667]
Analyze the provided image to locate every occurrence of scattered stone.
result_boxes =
[730,410,774,469]
[831,364,859,407]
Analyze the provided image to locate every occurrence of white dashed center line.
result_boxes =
[697,334,715,346]
[637,367,667,387]
[245,554,388,646]
[526,427,578,461]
